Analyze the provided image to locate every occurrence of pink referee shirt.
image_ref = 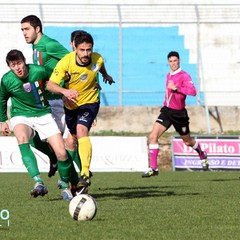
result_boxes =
[163,68,196,110]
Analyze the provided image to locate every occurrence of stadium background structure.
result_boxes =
[0,1,240,133]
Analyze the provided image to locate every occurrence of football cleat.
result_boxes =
[78,175,91,187]
[48,163,58,178]
[142,168,159,178]
[71,185,89,197]
[71,172,93,196]
[61,188,73,201]
[75,187,89,195]
[31,183,48,198]
[200,151,209,171]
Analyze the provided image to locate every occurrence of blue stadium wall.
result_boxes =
[45,26,200,106]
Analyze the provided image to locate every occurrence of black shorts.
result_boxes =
[156,106,190,135]
[64,102,100,134]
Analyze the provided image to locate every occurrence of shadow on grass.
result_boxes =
[211,178,240,182]
[46,185,200,202]
[0,227,10,231]
[91,186,200,200]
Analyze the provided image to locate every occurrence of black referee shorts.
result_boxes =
[156,106,190,135]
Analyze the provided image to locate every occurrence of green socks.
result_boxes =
[19,143,42,183]
[67,149,81,171]
[58,157,80,187]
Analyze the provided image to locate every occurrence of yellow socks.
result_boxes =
[78,136,92,177]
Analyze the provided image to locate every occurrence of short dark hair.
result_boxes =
[71,30,87,42]
[21,15,43,33]
[74,32,94,48]
[6,49,26,66]
[167,51,179,59]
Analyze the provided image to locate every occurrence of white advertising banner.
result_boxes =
[0,136,148,172]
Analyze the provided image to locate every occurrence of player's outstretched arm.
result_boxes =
[99,63,115,85]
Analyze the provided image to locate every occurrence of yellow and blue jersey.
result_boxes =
[50,51,103,110]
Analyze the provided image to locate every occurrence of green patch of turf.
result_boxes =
[0,171,240,240]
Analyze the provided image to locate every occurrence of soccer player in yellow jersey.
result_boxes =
[47,32,114,189]
[70,30,101,127]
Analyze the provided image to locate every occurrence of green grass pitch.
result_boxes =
[0,171,240,240]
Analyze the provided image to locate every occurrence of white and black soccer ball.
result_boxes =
[69,194,97,221]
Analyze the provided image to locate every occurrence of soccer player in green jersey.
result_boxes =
[47,32,114,191]
[0,50,78,200]
[21,15,70,177]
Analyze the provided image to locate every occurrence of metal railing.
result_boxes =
[0,3,240,111]
[1,3,240,24]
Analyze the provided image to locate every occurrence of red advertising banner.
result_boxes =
[171,136,240,171]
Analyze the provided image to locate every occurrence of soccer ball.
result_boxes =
[69,194,97,221]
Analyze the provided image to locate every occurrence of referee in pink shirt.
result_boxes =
[142,51,209,177]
